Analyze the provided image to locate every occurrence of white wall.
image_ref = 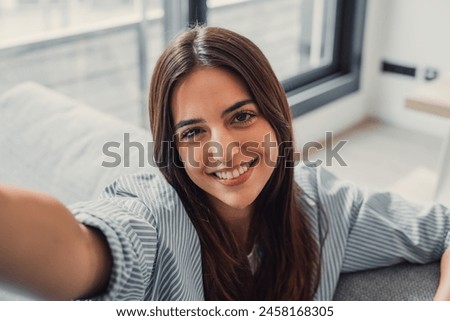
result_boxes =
[371,0,450,137]
[293,0,450,147]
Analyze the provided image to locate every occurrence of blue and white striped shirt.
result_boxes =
[68,165,450,300]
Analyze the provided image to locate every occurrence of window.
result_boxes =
[0,0,366,125]
[192,0,367,117]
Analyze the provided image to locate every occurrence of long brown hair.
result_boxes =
[149,26,320,300]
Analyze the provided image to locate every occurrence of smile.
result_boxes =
[212,158,257,180]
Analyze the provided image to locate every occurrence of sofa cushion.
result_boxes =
[0,82,153,205]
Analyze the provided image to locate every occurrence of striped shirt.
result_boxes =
[68,165,450,300]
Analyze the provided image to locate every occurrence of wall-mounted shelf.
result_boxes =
[406,75,450,118]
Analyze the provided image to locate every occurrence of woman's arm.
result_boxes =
[0,184,112,300]
[434,247,450,300]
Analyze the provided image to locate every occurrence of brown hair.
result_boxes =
[149,26,320,300]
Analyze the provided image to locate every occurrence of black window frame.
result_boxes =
[188,0,367,118]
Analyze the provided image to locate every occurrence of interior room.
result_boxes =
[1,0,450,303]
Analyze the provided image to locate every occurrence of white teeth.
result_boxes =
[213,160,254,180]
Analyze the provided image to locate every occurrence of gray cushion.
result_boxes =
[0,82,152,205]
[334,262,440,300]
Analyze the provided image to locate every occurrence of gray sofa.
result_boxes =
[0,83,440,300]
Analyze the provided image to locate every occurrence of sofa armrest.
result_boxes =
[333,262,440,300]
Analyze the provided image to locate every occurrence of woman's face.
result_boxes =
[171,67,278,219]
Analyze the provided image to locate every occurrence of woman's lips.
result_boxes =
[209,158,258,186]
[214,165,254,187]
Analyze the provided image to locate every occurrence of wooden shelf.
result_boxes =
[405,75,450,118]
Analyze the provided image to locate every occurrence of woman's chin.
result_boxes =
[208,194,256,213]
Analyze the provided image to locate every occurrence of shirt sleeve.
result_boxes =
[67,174,159,300]
[312,166,450,273]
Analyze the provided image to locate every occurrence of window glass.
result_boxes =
[0,0,165,126]
[207,0,337,81]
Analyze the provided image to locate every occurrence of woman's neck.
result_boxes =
[212,201,254,254]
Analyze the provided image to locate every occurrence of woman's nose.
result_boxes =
[205,131,240,168]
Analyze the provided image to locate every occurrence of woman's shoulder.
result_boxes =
[69,169,185,223]
[99,169,183,211]
[294,163,320,196]
[294,163,358,203]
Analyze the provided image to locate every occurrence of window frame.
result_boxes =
[189,0,367,117]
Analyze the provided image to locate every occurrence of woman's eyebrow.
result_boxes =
[221,99,255,118]
[174,118,205,131]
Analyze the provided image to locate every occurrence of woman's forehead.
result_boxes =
[171,67,252,120]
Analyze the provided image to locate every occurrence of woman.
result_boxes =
[150,25,320,300]
[0,26,449,301]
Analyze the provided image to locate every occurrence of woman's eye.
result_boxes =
[233,111,255,124]
[180,128,202,140]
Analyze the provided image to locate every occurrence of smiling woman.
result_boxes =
[0,25,450,302]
